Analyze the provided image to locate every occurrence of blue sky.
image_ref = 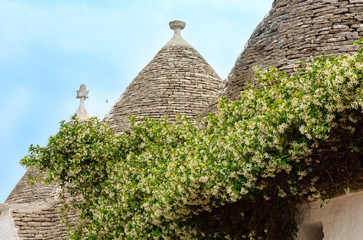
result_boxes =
[0,0,273,203]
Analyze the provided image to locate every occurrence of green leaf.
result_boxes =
[248,193,255,200]
[353,146,360,152]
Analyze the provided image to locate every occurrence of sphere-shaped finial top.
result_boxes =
[169,20,186,31]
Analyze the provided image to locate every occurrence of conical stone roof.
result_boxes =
[222,0,363,101]
[104,20,222,133]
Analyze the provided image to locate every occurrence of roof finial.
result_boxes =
[169,20,186,37]
[165,20,190,47]
[74,84,90,121]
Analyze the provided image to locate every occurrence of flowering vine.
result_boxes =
[21,39,363,239]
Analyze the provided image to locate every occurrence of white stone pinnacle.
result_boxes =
[74,84,90,121]
[169,20,186,37]
[164,20,191,47]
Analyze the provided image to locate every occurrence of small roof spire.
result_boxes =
[77,84,89,99]
[73,84,90,121]
[169,20,186,36]
[164,20,191,47]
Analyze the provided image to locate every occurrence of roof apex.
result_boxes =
[72,84,90,122]
[164,20,191,47]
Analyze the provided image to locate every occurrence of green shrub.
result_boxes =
[21,39,363,239]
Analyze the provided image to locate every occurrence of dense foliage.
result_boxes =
[21,39,363,239]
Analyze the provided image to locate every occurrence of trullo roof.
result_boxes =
[104,20,222,133]
[222,0,363,101]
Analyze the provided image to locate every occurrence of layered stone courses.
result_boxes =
[4,170,77,240]
[11,205,77,240]
[104,44,222,133]
[223,0,363,101]
[6,170,58,205]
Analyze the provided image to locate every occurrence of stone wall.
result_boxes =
[11,204,77,240]
[222,0,363,101]
[3,170,78,240]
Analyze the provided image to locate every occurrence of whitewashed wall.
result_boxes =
[0,205,19,240]
[296,190,363,240]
